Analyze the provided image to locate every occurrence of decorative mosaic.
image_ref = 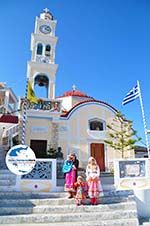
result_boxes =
[21,99,61,111]
[21,161,52,180]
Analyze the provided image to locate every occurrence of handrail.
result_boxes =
[3,124,19,138]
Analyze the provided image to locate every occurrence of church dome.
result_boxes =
[60,88,94,99]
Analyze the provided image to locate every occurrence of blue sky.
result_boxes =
[0,0,150,146]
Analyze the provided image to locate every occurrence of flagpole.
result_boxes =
[21,78,29,145]
[137,80,150,157]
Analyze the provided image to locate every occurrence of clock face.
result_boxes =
[39,25,51,34]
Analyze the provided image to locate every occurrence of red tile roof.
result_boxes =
[59,89,94,99]
[0,114,18,123]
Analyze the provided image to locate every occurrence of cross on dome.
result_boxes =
[72,84,76,91]
[43,8,50,13]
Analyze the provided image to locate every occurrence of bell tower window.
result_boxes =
[34,74,49,98]
[45,45,51,57]
[37,43,43,55]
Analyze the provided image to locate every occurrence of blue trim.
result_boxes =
[28,115,53,120]
[60,102,117,120]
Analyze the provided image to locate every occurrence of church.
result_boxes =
[19,9,134,173]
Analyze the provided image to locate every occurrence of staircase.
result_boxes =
[0,169,140,225]
[0,191,139,226]
[0,169,16,191]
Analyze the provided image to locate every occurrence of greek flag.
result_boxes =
[122,84,140,105]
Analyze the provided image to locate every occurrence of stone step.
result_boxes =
[0,186,16,192]
[0,169,14,175]
[0,218,139,226]
[0,174,16,180]
[100,172,114,177]
[0,210,138,224]
[0,191,67,199]
[0,196,132,207]
[139,218,150,226]
[0,201,137,215]
[0,190,133,199]
[0,179,16,186]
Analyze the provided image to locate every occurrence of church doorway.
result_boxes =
[30,140,47,158]
[90,143,105,171]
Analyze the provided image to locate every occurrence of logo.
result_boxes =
[6,145,36,175]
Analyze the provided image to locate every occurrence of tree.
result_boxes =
[105,112,141,158]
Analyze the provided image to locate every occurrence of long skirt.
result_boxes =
[65,168,76,192]
[87,177,101,198]
[75,184,87,201]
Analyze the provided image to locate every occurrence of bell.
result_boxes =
[39,82,44,86]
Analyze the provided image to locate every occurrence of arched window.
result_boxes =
[34,74,49,98]
[45,45,51,57]
[89,119,105,131]
[37,43,43,55]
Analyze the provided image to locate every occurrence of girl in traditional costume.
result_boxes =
[74,176,87,205]
[63,155,77,198]
[86,157,101,205]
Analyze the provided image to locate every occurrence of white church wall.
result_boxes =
[57,96,72,111]
[59,102,117,169]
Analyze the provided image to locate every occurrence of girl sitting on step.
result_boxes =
[74,176,87,205]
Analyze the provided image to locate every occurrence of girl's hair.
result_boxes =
[77,176,83,180]
[88,157,97,164]
[67,154,73,160]
[87,157,98,170]
[70,153,77,159]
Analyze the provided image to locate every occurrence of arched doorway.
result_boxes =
[90,143,105,171]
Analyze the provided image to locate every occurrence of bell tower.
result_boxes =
[27,8,58,99]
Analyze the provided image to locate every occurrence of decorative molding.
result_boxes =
[21,161,52,179]
[31,126,48,133]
